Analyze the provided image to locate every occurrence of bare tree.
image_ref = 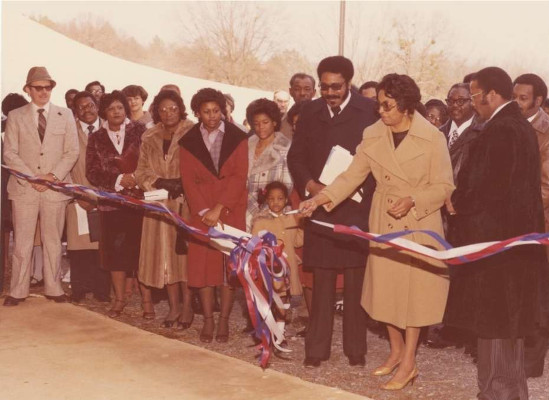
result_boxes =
[180,2,286,87]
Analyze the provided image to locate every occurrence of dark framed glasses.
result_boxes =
[319,82,345,91]
[445,98,471,107]
[29,85,53,92]
[159,105,179,114]
[375,101,397,112]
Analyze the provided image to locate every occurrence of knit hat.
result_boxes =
[23,66,56,91]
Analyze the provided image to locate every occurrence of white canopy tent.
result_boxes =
[1,12,271,124]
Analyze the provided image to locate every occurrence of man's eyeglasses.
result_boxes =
[427,114,441,123]
[159,105,179,114]
[77,102,96,112]
[470,91,483,100]
[445,98,471,107]
[319,82,345,91]
[90,89,103,95]
[375,101,397,112]
[29,85,53,92]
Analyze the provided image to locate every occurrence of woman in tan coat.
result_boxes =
[135,90,194,328]
[300,74,454,390]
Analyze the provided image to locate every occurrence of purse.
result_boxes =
[86,209,101,242]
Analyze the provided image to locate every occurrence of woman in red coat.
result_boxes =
[179,88,247,343]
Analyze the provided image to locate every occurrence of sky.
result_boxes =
[2,1,549,81]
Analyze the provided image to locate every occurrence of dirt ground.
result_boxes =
[3,249,549,400]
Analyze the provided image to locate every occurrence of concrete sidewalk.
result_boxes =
[0,296,371,400]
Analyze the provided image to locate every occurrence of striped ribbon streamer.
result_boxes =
[2,165,289,368]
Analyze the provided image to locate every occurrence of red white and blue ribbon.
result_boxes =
[2,166,289,368]
[311,220,549,265]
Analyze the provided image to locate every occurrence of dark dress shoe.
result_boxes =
[3,296,26,306]
[304,357,322,368]
[45,294,70,303]
[348,354,366,367]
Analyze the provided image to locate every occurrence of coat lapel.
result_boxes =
[394,114,427,165]
[218,122,245,172]
[362,121,410,182]
[179,124,218,176]
[22,104,42,147]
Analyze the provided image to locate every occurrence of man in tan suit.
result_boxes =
[3,66,79,305]
[66,91,110,303]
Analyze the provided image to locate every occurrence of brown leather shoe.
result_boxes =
[3,296,26,306]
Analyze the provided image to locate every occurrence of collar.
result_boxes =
[326,90,351,117]
[31,102,50,114]
[527,109,541,123]
[450,116,474,135]
[199,120,225,136]
[487,101,512,122]
[102,117,130,131]
[79,118,100,133]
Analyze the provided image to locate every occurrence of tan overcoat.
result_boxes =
[135,120,194,288]
[66,120,101,250]
[322,113,455,328]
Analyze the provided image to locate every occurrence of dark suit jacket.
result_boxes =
[444,102,546,338]
[86,121,146,200]
[439,116,484,182]
[287,93,378,268]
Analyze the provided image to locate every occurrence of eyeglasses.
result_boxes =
[90,89,103,95]
[375,101,397,112]
[427,114,441,122]
[29,85,53,92]
[445,98,471,107]
[159,105,179,114]
[319,82,345,91]
[470,91,483,100]
[77,102,96,112]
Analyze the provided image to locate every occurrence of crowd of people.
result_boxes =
[2,58,549,399]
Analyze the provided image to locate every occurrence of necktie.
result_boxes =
[88,125,94,135]
[331,106,341,118]
[37,109,46,142]
[448,129,459,148]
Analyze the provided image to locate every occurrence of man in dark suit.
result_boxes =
[445,67,546,400]
[287,56,377,368]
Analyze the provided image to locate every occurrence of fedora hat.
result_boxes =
[23,66,56,91]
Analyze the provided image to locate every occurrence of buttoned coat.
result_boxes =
[135,120,194,288]
[444,102,546,338]
[531,109,549,231]
[246,131,293,230]
[322,113,454,328]
[66,119,102,251]
[4,103,79,201]
[287,93,378,269]
[179,122,248,287]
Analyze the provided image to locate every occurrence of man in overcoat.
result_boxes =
[512,73,549,379]
[3,66,79,305]
[444,67,546,400]
[287,56,377,367]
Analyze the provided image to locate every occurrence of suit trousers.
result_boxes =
[305,266,367,360]
[477,338,527,400]
[68,249,110,298]
[524,329,548,378]
[9,197,68,298]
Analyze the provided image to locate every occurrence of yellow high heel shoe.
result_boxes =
[371,360,401,376]
[380,367,418,391]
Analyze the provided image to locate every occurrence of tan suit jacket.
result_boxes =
[66,119,102,250]
[4,103,79,201]
[3,102,78,298]
[322,113,455,328]
[531,109,549,231]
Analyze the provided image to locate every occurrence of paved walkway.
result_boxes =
[0,296,371,400]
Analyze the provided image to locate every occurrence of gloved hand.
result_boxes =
[154,178,183,199]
